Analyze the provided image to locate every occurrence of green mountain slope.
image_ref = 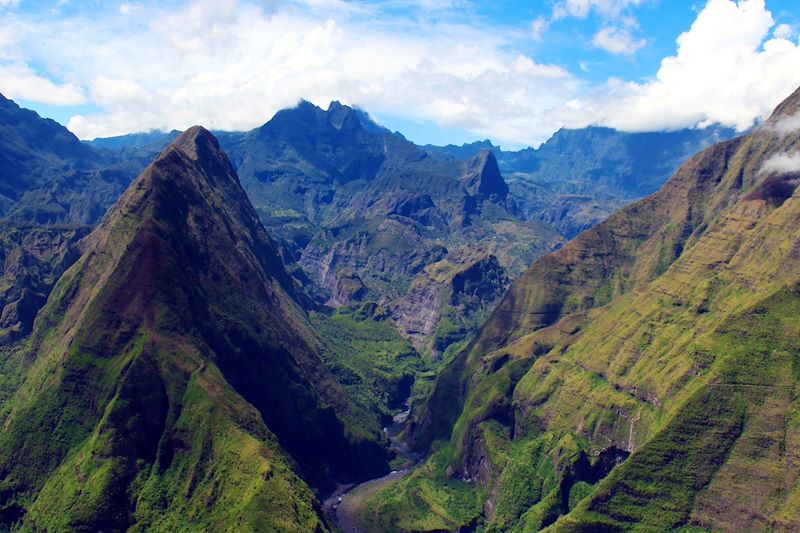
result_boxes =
[360,87,800,531]
[0,127,390,531]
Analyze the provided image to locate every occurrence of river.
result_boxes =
[322,402,422,532]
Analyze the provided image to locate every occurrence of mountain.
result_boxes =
[0,93,99,214]
[89,101,563,358]
[0,93,137,226]
[0,222,89,343]
[85,102,735,360]
[0,127,391,531]
[213,101,563,358]
[358,87,800,531]
[425,126,737,238]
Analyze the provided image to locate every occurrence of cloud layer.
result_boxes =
[0,0,798,147]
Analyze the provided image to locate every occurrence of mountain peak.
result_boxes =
[327,100,361,131]
[461,149,509,199]
[148,124,243,192]
[170,124,216,159]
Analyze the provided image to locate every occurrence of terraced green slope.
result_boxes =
[362,87,800,532]
[0,127,389,531]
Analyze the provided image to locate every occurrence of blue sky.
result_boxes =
[1,0,799,148]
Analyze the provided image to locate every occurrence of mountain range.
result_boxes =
[357,86,800,532]
[84,100,731,358]
[0,83,795,532]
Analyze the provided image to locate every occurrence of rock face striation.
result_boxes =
[388,249,509,359]
[363,86,800,532]
[0,127,389,531]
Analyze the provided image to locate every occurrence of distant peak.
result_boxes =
[462,149,508,198]
[0,92,21,111]
[475,149,497,164]
[327,101,360,131]
[147,125,240,191]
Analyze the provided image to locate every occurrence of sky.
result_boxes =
[0,0,799,148]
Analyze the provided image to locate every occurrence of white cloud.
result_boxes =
[513,55,570,79]
[561,0,800,133]
[760,151,800,175]
[773,23,792,40]
[766,112,800,138]
[119,3,142,15]
[592,26,646,55]
[0,63,86,105]
[531,16,548,41]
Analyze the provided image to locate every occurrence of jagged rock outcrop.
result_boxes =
[461,151,509,200]
[389,248,509,358]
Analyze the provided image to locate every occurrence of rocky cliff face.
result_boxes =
[363,86,800,532]
[0,223,89,343]
[387,249,510,358]
[461,151,509,201]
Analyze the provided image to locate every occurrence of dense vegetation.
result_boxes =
[359,87,800,531]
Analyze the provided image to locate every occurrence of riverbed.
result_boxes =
[324,402,422,532]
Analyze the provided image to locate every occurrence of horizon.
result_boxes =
[1,0,799,148]
[5,90,748,153]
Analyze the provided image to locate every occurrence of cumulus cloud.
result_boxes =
[591,26,646,55]
[760,151,800,175]
[562,0,800,133]
[773,23,792,39]
[0,63,86,105]
[550,0,647,55]
[0,0,798,148]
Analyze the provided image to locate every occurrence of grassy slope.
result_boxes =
[310,305,426,429]
[360,88,800,531]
